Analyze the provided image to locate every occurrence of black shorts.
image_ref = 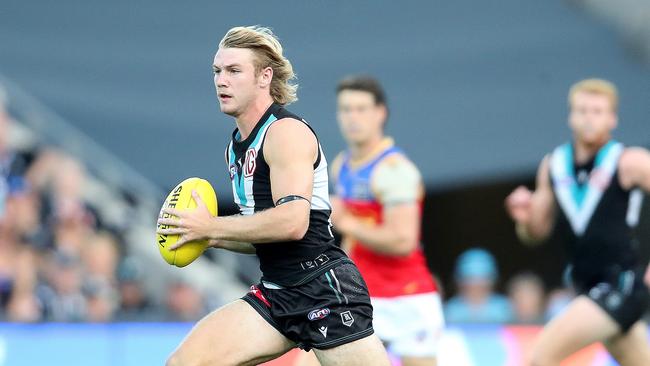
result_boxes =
[576,268,650,332]
[242,260,374,351]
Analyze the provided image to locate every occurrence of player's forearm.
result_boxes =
[211,240,256,254]
[344,223,416,256]
[517,202,553,244]
[515,222,544,245]
[640,174,650,193]
[340,237,353,254]
[210,203,309,243]
[514,157,554,244]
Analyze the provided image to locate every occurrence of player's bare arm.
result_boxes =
[333,157,420,256]
[505,155,556,244]
[158,118,316,247]
[619,146,650,286]
[619,147,650,192]
[328,153,355,253]
[329,196,356,253]
[208,239,256,254]
[336,203,418,256]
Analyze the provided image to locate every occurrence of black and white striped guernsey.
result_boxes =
[225,103,347,286]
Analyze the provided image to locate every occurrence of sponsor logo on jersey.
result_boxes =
[228,164,237,180]
[308,308,331,321]
[591,169,613,191]
[244,149,257,178]
[576,169,590,185]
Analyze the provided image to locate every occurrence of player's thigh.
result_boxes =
[313,333,390,366]
[604,320,650,366]
[530,295,620,365]
[294,342,431,366]
[167,299,295,366]
[292,350,321,366]
[401,356,437,366]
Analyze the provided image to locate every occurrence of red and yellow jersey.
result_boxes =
[332,138,437,298]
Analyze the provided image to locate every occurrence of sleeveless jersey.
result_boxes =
[336,142,437,298]
[549,140,645,285]
[225,103,346,286]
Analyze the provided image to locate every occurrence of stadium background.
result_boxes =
[0,1,649,365]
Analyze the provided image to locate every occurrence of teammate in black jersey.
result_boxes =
[157,26,389,366]
[506,78,650,366]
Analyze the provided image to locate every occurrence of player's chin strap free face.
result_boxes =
[275,195,310,206]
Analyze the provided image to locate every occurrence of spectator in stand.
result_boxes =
[82,231,119,283]
[6,247,41,322]
[0,86,12,219]
[48,156,96,255]
[507,271,546,324]
[0,175,41,319]
[114,257,158,321]
[444,248,513,323]
[545,287,575,322]
[81,231,120,322]
[37,250,87,321]
[0,194,25,310]
[84,277,117,322]
[165,280,207,322]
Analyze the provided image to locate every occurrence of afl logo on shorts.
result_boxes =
[244,149,257,178]
[307,308,330,321]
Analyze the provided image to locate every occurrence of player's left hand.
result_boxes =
[156,190,216,249]
[644,264,650,288]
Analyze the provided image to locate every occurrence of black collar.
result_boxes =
[231,103,281,151]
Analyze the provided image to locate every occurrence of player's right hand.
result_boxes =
[207,239,223,249]
[505,186,533,224]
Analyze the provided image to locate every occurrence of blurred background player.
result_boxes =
[300,76,444,366]
[506,78,650,366]
[157,27,389,366]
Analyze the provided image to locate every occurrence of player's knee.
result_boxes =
[166,349,245,366]
[165,352,184,366]
[529,350,558,366]
[165,352,210,366]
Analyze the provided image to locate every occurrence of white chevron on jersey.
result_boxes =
[550,141,623,236]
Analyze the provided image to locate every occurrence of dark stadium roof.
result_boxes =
[2,0,649,195]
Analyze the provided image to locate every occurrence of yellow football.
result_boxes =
[157,177,218,267]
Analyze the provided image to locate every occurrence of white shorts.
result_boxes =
[371,292,445,358]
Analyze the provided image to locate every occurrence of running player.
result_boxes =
[505,78,650,366]
[299,76,444,366]
[157,26,389,366]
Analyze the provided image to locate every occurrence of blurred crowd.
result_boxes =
[0,87,210,323]
[444,248,574,325]
[0,86,575,325]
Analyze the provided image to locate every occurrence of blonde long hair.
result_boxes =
[220,26,298,105]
